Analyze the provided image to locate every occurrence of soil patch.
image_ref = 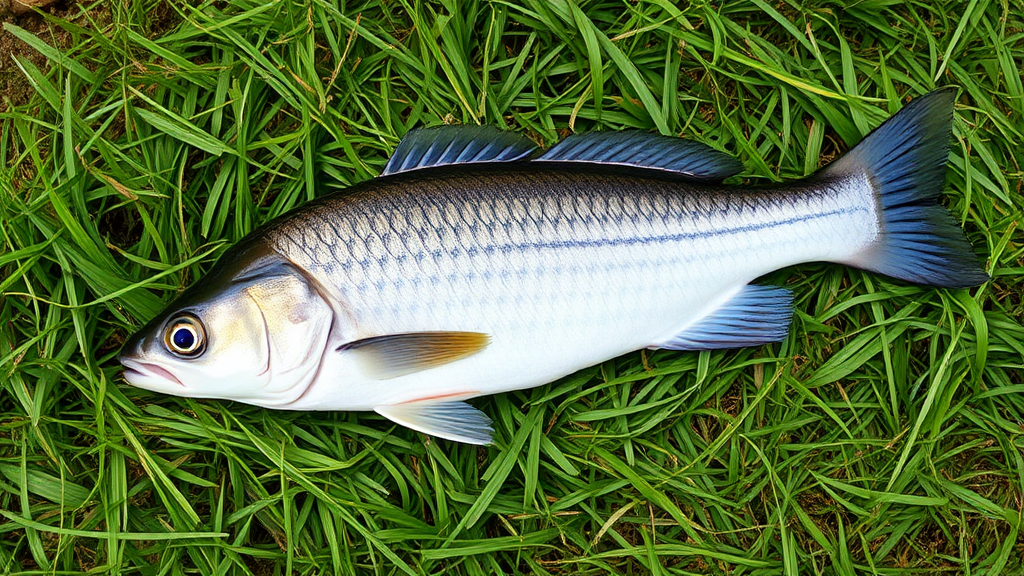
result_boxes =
[1,1,73,111]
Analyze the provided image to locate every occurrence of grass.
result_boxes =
[0,0,1022,573]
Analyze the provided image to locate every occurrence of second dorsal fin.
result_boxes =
[536,131,743,182]
[382,125,537,176]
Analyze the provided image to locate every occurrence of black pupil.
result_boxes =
[173,327,195,350]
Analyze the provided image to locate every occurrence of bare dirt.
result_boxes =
[1,1,183,112]
[0,0,75,110]
[1,0,57,16]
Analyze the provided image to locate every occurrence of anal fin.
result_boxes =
[657,284,793,351]
[375,399,493,445]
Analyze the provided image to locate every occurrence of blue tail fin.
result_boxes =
[822,88,988,288]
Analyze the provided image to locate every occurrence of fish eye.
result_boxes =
[163,314,206,358]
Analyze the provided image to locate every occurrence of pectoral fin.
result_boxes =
[375,399,494,445]
[338,331,490,380]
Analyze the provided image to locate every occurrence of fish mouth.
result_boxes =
[120,358,186,389]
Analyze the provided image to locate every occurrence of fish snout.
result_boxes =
[120,356,186,390]
[119,327,187,391]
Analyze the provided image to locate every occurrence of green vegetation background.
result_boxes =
[1,0,1022,574]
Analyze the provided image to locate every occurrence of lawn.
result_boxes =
[1,0,1022,574]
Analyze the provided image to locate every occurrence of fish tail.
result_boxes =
[822,88,988,288]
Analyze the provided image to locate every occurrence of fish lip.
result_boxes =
[120,358,186,388]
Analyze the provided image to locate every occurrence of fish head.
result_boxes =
[119,244,334,407]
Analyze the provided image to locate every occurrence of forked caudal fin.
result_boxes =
[821,88,988,288]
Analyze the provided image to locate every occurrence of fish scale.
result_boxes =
[120,90,988,444]
[267,165,870,394]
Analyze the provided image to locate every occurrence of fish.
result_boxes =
[119,88,987,444]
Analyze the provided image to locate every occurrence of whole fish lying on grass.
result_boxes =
[120,89,986,444]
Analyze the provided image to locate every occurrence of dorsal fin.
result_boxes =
[535,131,743,182]
[382,126,536,176]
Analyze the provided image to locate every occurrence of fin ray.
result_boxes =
[535,131,742,182]
[657,285,793,350]
[382,126,535,176]
[375,399,493,445]
[822,88,988,288]
[338,331,490,380]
